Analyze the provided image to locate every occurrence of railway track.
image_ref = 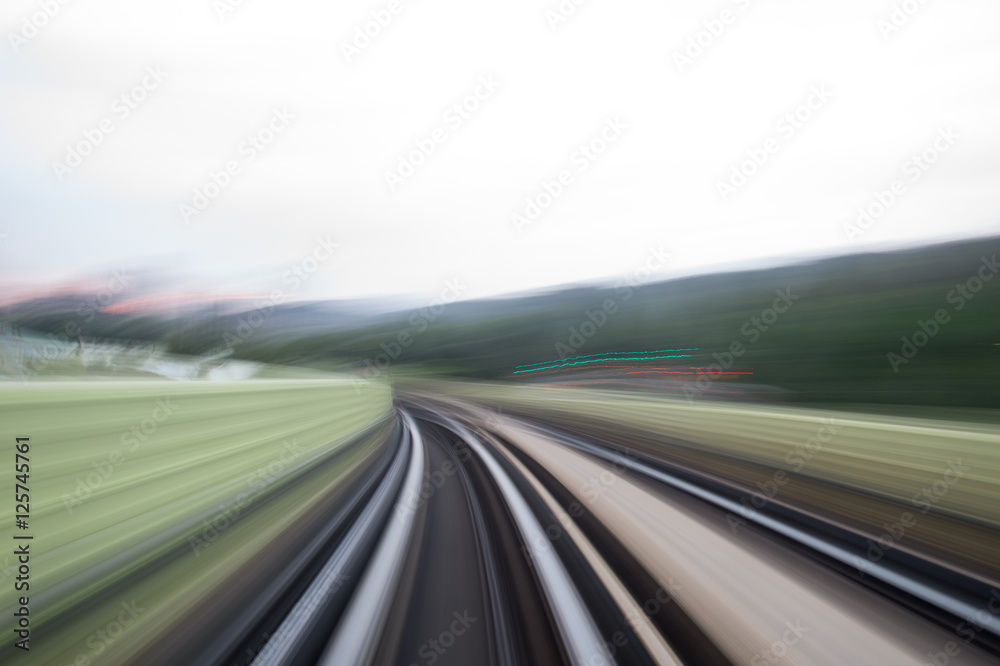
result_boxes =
[31,397,998,665]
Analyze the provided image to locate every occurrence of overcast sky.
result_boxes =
[1,0,999,306]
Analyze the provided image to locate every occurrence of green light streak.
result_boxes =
[513,354,695,374]
[515,348,699,370]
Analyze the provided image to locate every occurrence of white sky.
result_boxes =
[1,0,999,304]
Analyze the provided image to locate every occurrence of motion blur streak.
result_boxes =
[3,376,1000,664]
[515,350,701,369]
[513,354,696,374]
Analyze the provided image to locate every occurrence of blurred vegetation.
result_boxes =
[232,236,1000,408]
[0,379,391,664]
[5,235,999,408]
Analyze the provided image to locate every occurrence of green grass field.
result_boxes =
[0,376,391,660]
[421,379,1000,528]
